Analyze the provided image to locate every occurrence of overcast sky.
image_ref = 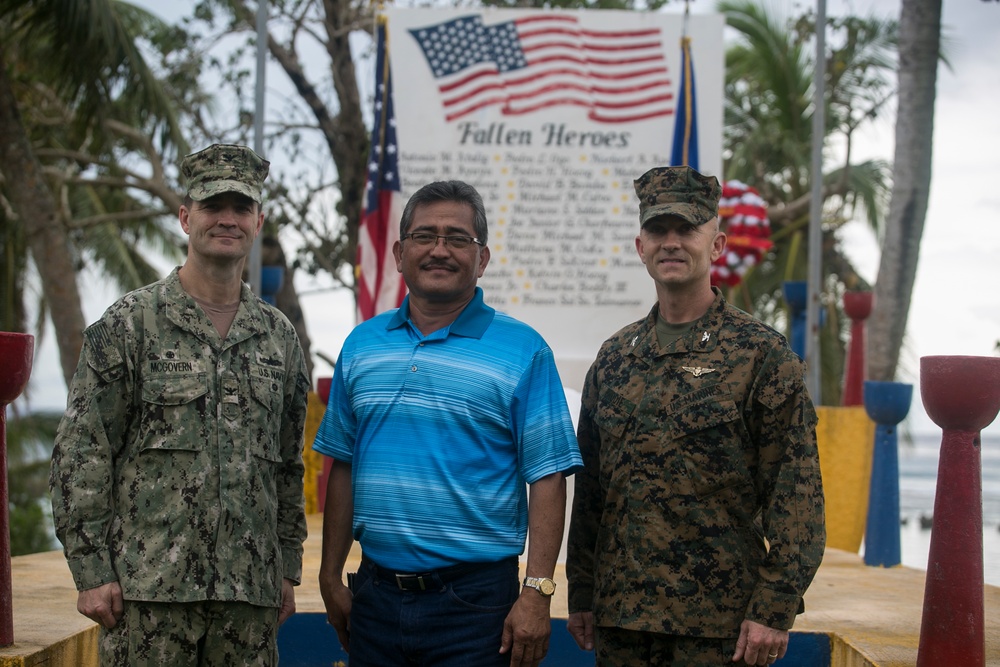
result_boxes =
[11,0,1000,439]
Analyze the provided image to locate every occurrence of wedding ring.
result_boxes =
[768,653,778,658]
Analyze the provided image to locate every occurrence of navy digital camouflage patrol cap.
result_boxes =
[181,144,270,203]
[634,165,721,227]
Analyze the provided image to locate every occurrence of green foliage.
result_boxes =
[10,502,54,556]
[0,0,187,152]
[0,0,190,338]
[718,0,898,404]
[722,0,813,199]
[4,411,61,555]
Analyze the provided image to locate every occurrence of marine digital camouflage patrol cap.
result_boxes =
[634,165,721,227]
[181,144,270,203]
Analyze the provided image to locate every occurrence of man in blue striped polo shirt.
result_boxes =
[314,180,583,667]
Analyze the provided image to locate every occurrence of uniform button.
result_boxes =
[411,365,418,372]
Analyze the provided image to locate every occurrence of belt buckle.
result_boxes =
[395,573,427,591]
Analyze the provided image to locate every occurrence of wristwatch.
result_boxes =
[522,576,557,597]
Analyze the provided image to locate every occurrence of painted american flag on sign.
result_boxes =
[408,13,674,124]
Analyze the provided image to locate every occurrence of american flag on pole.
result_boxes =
[356,17,406,323]
[670,35,699,168]
[408,14,674,124]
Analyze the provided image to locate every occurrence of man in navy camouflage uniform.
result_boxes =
[565,166,825,666]
[50,144,309,666]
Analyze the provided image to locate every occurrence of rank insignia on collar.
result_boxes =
[683,366,717,377]
[701,331,711,343]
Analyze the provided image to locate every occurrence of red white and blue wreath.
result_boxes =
[712,180,774,287]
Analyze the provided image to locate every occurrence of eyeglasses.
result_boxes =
[402,232,484,249]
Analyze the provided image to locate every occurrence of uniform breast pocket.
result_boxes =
[250,373,280,413]
[669,388,752,499]
[140,373,209,452]
[248,372,282,462]
[593,386,636,440]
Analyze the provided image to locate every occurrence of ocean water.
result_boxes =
[893,433,1000,586]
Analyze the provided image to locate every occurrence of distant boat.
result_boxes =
[920,514,933,530]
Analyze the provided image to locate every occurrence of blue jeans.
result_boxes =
[348,556,521,666]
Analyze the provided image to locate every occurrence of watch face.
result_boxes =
[539,579,556,596]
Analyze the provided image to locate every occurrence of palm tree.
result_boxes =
[0,194,28,335]
[0,0,185,385]
[869,0,942,382]
[718,0,897,404]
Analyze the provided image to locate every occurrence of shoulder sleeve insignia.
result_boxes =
[84,321,125,377]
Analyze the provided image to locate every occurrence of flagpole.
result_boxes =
[806,0,826,401]
[249,0,267,297]
[682,0,690,41]
[373,14,390,180]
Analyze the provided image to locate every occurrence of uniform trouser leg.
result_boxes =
[595,625,738,667]
[99,599,279,667]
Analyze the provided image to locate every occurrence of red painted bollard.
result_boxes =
[841,291,873,406]
[0,331,35,647]
[916,355,1000,667]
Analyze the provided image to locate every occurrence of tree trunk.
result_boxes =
[231,0,369,294]
[261,236,315,382]
[320,0,369,265]
[869,0,941,381]
[0,53,85,387]
[225,0,368,365]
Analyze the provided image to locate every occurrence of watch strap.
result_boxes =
[522,576,556,597]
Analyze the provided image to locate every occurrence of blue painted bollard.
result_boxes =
[261,265,285,305]
[782,281,806,360]
[862,380,912,567]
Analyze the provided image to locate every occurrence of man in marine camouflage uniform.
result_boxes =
[50,144,309,666]
[565,165,825,666]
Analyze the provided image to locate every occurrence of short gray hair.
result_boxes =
[399,181,488,243]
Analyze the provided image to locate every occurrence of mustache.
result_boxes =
[421,261,456,271]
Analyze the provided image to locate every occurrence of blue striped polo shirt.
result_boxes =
[313,287,582,571]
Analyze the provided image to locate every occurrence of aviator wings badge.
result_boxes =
[683,366,717,378]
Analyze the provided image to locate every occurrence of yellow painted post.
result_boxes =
[302,391,326,515]
[815,406,875,553]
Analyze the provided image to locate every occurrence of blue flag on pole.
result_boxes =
[670,36,699,169]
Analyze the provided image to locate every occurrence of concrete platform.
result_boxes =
[3,513,999,666]
[0,549,98,666]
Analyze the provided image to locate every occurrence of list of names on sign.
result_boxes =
[399,146,671,312]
